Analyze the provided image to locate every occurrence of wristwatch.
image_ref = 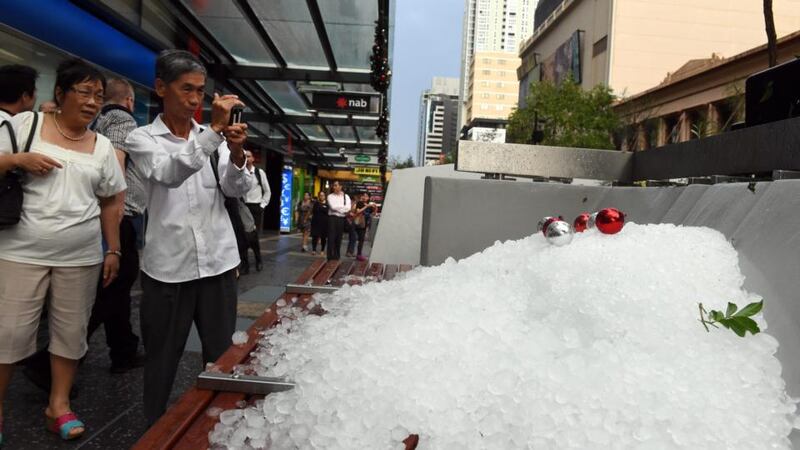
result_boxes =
[105,250,122,258]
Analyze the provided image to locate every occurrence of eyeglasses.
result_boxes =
[70,87,105,103]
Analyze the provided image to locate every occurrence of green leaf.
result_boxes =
[718,317,760,337]
[733,300,763,318]
[725,303,738,318]
[709,310,725,322]
[718,318,747,337]
[733,316,760,335]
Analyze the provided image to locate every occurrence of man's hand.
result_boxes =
[102,253,120,288]
[224,123,248,167]
[15,153,62,176]
[210,93,243,134]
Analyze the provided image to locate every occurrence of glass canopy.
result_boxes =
[169,0,391,167]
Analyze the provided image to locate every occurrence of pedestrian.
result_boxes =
[0,64,37,121]
[363,192,375,239]
[345,194,358,258]
[0,58,126,441]
[19,78,145,391]
[352,192,376,261]
[237,198,260,273]
[243,149,270,234]
[88,78,145,372]
[326,181,350,260]
[310,191,328,255]
[125,50,254,425]
[295,192,312,252]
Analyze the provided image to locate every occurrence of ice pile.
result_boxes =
[209,224,798,449]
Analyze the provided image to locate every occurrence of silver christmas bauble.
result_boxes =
[587,212,598,229]
[545,220,575,246]
[537,216,556,233]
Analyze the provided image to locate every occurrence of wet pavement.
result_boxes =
[2,231,371,449]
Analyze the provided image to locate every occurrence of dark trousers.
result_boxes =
[354,227,366,256]
[21,215,140,377]
[347,227,362,255]
[140,270,237,425]
[311,235,326,252]
[245,203,263,231]
[239,230,262,271]
[88,216,140,363]
[326,216,345,260]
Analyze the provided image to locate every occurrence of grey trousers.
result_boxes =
[140,270,237,424]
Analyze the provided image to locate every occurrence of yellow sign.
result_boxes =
[354,166,381,176]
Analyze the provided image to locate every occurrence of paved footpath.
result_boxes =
[3,231,371,449]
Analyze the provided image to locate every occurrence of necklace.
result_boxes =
[53,113,88,141]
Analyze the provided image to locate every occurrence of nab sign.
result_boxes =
[311,92,380,114]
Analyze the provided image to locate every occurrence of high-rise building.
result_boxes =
[458,0,536,129]
[466,51,520,124]
[418,77,460,166]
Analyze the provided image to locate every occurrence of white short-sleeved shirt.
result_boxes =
[0,112,127,266]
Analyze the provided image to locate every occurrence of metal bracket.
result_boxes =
[772,170,800,180]
[284,283,339,295]
[196,371,295,395]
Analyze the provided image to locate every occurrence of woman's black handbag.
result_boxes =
[0,113,38,229]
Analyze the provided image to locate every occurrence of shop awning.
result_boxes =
[170,0,392,168]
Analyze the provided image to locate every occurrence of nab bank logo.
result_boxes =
[336,96,367,109]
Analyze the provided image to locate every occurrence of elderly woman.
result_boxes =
[0,59,126,442]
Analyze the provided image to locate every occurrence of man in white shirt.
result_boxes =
[0,64,38,121]
[242,149,270,271]
[125,50,255,424]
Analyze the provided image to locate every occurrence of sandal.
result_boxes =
[46,412,84,440]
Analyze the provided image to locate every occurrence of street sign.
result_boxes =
[354,166,381,176]
[310,92,381,114]
[346,154,379,165]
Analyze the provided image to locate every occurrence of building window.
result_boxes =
[498,59,506,65]
[593,36,608,57]
[482,69,491,75]
[480,104,489,110]
[496,105,504,111]
[482,93,490,99]
[496,82,504,88]
[481,81,488,87]
[482,58,490,64]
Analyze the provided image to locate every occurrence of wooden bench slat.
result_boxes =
[382,264,398,281]
[330,261,355,286]
[367,263,384,280]
[312,260,340,285]
[398,264,413,272]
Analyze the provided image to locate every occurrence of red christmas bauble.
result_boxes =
[574,213,591,232]
[595,208,625,234]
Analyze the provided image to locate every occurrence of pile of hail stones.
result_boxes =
[209,221,799,449]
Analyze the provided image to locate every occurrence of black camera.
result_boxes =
[229,106,243,126]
